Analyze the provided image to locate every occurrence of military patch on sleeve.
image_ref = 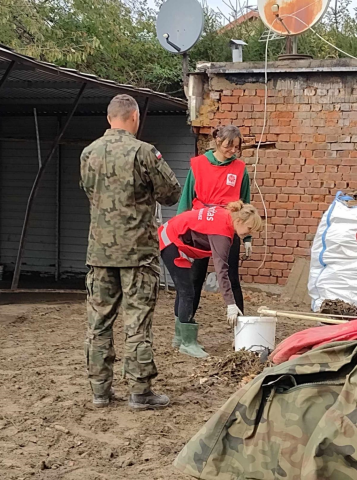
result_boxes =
[152,147,162,160]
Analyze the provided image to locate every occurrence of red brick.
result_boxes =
[270,247,294,255]
[295,248,311,256]
[232,104,243,112]
[331,143,354,150]
[287,240,298,247]
[287,210,299,218]
[283,232,305,241]
[254,276,277,284]
[221,96,234,104]
[301,211,312,218]
[276,143,295,150]
[215,112,237,120]
[242,275,253,283]
[221,104,232,112]
[232,89,244,96]
[295,218,319,226]
[299,241,311,248]
[239,96,261,105]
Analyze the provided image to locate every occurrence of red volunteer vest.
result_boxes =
[191,155,245,210]
[158,207,235,268]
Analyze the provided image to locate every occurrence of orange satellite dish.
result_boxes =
[258,0,331,36]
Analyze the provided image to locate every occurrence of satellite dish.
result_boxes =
[258,0,331,36]
[156,0,204,54]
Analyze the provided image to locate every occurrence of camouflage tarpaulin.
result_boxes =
[175,341,357,480]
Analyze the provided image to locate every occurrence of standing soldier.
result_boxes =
[80,94,181,410]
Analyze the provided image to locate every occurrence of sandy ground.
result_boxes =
[0,290,312,480]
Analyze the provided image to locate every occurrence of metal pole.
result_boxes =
[11,83,86,290]
[0,61,15,90]
[182,53,189,88]
[137,97,150,139]
[33,108,42,168]
[55,117,61,282]
[292,36,298,55]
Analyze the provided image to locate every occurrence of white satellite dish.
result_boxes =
[156,0,204,54]
[156,0,204,92]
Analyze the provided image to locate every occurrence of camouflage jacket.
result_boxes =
[80,129,181,268]
[175,341,357,480]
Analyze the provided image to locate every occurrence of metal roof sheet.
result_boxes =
[0,45,187,115]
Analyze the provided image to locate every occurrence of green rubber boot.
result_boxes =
[172,317,182,348]
[179,323,209,359]
[172,317,205,350]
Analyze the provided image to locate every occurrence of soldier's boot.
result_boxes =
[128,390,170,410]
[179,323,209,359]
[172,316,182,348]
[93,387,116,408]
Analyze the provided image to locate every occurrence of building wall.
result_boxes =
[192,70,357,286]
[0,115,195,278]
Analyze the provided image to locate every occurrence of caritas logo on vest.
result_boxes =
[198,207,217,222]
[227,174,237,187]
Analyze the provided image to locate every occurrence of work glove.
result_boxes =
[227,304,243,327]
[244,241,252,258]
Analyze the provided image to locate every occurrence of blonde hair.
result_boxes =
[226,201,263,232]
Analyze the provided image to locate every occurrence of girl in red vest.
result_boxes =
[159,202,262,358]
[177,126,251,329]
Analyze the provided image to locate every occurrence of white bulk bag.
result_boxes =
[308,192,357,312]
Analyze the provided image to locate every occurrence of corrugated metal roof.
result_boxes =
[0,45,187,115]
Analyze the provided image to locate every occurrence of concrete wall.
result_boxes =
[190,62,357,286]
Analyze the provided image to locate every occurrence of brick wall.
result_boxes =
[191,68,357,286]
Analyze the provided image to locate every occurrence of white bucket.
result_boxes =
[234,316,277,353]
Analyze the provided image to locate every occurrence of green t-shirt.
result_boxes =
[177,150,252,243]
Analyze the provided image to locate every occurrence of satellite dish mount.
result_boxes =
[156,0,204,92]
[258,0,331,60]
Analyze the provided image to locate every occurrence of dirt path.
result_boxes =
[0,290,311,480]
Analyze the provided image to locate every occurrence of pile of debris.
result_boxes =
[320,299,357,319]
[193,349,271,388]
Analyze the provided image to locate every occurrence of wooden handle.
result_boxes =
[257,307,348,325]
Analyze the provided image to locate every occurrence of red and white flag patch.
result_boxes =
[153,147,162,160]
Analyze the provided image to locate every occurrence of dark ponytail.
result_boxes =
[212,125,242,147]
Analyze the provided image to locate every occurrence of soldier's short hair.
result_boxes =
[107,94,139,121]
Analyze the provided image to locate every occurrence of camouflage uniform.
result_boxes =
[80,129,181,396]
[175,340,357,480]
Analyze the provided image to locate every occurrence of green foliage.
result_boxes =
[1,0,357,96]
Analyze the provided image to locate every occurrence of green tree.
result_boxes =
[1,0,357,96]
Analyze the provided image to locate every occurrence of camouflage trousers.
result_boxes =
[84,265,159,396]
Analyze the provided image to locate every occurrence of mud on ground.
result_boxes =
[0,290,312,480]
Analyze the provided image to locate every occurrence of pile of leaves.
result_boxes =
[320,299,357,319]
[194,349,271,388]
